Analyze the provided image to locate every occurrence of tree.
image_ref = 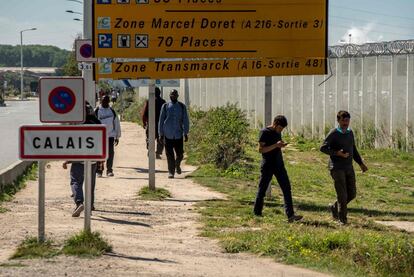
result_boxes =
[62,35,82,76]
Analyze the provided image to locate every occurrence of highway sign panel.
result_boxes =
[19,125,108,161]
[92,0,328,59]
[39,77,85,123]
[76,39,97,62]
[95,57,326,80]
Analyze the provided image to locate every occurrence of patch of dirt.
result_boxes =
[0,122,330,277]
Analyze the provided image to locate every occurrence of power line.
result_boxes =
[331,5,414,21]
[331,15,414,31]
[331,24,414,37]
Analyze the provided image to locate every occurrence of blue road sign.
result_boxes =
[48,86,76,114]
[98,34,112,48]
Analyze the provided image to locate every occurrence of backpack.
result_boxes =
[95,106,117,129]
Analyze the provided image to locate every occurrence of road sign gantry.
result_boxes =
[93,0,328,59]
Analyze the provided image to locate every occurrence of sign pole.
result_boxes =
[264,77,273,199]
[83,0,95,105]
[148,78,156,190]
[84,161,92,232]
[38,161,46,242]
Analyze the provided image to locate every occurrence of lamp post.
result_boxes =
[20,27,37,100]
[66,10,83,15]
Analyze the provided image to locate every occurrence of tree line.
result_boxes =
[0,44,70,67]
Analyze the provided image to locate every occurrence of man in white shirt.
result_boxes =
[95,95,121,177]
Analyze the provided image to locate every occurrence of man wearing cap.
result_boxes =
[158,89,190,178]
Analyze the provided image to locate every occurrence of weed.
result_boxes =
[138,187,171,201]
[62,231,112,257]
[11,237,59,259]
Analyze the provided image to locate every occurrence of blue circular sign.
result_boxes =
[80,43,92,58]
[48,86,76,114]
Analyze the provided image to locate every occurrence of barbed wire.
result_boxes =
[329,40,414,58]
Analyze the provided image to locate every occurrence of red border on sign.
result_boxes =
[19,125,107,161]
[48,86,77,114]
[39,77,85,123]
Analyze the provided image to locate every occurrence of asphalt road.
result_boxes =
[0,100,39,171]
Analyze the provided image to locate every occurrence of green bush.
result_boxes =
[112,90,146,125]
[187,104,250,169]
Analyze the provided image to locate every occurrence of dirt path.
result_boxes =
[0,122,329,277]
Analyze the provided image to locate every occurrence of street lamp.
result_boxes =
[67,0,83,3]
[20,27,37,100]
[73,18,83,21]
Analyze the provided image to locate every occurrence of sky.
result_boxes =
[0,0,413,50]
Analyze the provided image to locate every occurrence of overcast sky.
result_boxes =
[0,0,413,50]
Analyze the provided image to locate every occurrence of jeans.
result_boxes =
[70,163,97,206]
[330,168,356,223]
[164,137,184,175]
[254,164,294,218]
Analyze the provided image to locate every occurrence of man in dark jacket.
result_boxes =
[142,87,166,159]
[320,110,368,224]
[253,115,302,223]
[63,101,101,217]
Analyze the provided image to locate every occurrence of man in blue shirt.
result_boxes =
[158,89,190,178]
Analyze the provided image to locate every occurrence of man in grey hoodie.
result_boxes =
[320,111,368,224]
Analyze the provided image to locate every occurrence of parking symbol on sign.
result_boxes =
[136,0,149,3]
[135,34,148,48]
[97,0,111,4]
[117,34,130,48]
[117,0,130,3]
[98,34,112,48]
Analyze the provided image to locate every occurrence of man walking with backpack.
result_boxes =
[141,87,166,159]
[95,95,121,177]
[158,89,189,179]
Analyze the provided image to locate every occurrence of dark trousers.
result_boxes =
[70,163,97,206]
[145,128,164,155]
[254,164,294,218]
[165,137,184,175]
[330,168,356,223]
[97,137,115,174]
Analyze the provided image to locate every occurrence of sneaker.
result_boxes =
[168,173,174,179]
[72,203,84,217]
[176,166,182,175]
[156,154,162,159]
[107,172,114,177]
[288,214,303,223]
[97,172,103,178]
[329,203,339,220]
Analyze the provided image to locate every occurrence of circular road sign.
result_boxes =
[48,86,77,114]
[79,43,93,59]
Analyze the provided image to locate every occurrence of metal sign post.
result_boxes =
[38,161,46,242]
[84,161,92,232]
[148,78,156,191]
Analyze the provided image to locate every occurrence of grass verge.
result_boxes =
[188,137,414,277]
[11,237,59,259]
[138,186,171,201]
[0,163,37,213]
[62,231,112,257]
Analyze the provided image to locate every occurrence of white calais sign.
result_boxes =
[19,125,107,161]
[39,77,84,123]
[76,39,97,63]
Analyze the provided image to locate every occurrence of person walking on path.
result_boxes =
[158,89,189,179]
[320,110,368,225]
[63,101,101,217]
[141,87,166,159]
[253,115,303,222]
[95,95,121,177]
